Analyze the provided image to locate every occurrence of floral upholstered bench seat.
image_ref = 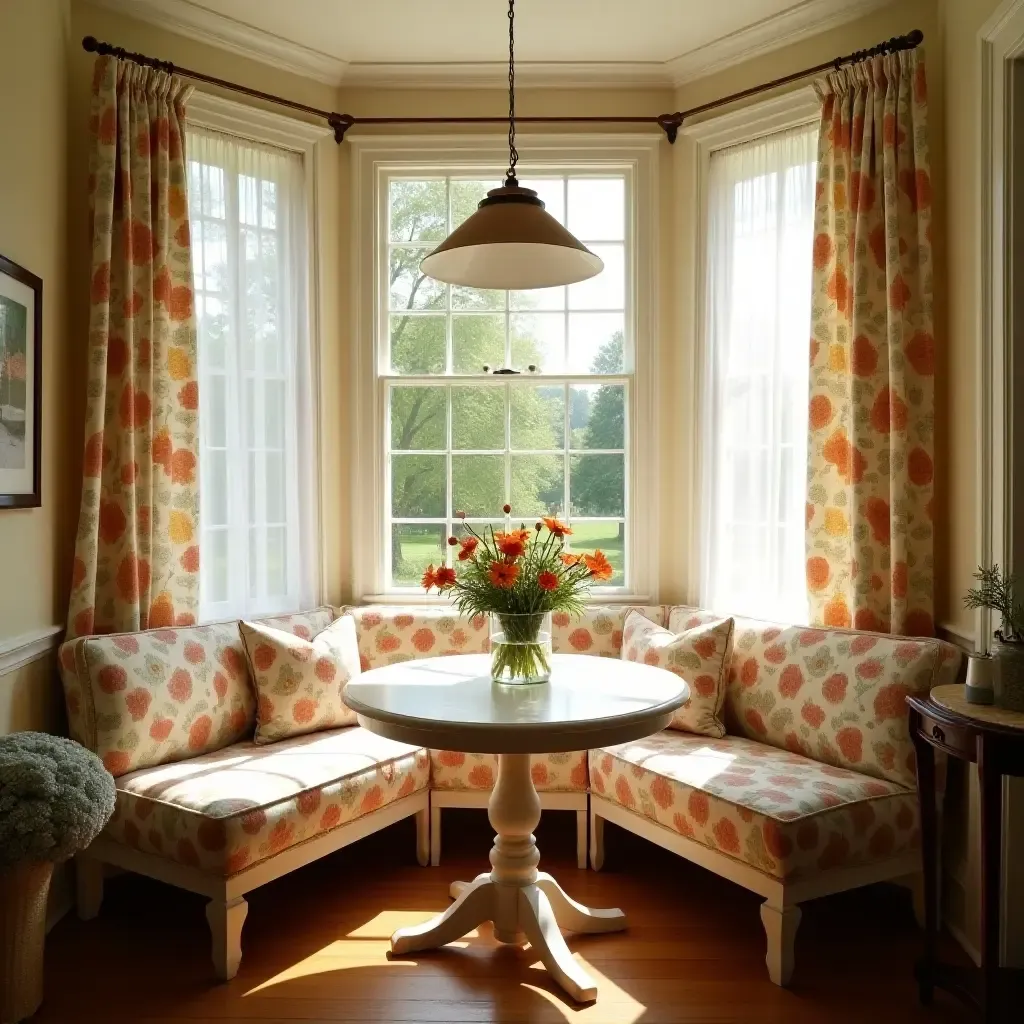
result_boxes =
[104,727,430,875]
[590,732,919,883]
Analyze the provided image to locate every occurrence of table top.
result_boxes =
[928,684,1024,733]
[343,653,690,754]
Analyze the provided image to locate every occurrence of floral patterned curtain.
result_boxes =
[805,49,934,636]
[67,58,199,638]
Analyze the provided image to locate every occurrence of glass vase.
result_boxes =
[489,612,552,684]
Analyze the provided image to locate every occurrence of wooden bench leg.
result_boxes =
[415,806,429,867]
[430,801,442,867]
[898,872,928,929]
[589,807,605,871]
[761,900,801,986]
[206,896,248,981]
[76,855,103,921]
[575,808,587,869]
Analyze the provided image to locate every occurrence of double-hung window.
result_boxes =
[364,152,653,598]
[186,119,319,621]
[699,122,818,622]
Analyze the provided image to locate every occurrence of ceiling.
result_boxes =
[93,0,893,87]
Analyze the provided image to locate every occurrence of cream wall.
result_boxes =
[0,0,70,734]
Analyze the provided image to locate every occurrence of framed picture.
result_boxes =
[0,254,42,508]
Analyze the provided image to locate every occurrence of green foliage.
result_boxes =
[0,733,116,866]
[964,565,1024,642]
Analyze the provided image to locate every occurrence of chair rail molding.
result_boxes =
[0,625,63,678]
[977,0,1024,969]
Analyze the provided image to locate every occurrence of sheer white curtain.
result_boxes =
[186,126,318,621]
[699,124,817,623]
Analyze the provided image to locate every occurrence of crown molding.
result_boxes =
[666,0,893,86]
[89,0,347,85]
[88,0,894,92]
[339,60,671,91]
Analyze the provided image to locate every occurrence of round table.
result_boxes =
[344,652,689,1003]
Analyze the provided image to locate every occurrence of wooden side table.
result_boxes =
[908,684,1024,1022]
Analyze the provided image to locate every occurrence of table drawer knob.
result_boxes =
[931,724,945,744]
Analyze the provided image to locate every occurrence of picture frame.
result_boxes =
[0,254,42,508]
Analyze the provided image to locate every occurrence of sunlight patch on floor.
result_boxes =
[345,909,480,941]
[244,910,480,995]
[523,957,645,1020]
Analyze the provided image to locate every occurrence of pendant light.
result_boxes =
[419,0,604,290]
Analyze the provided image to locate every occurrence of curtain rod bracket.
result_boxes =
[328,114,355,144]
[656,114,682,145]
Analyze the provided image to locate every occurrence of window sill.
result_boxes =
[356,593,654,607]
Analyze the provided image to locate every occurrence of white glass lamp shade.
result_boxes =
[420,184,604,290]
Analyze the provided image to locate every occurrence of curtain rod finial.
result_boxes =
[82,35,99,53]
[906,29,924,47]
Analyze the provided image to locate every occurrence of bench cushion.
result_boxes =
[102,726,428,875]
[58,607,337,777]
[342,606,490,671]
[430,750,589,792]
[669,607,963,789]
[590,731,919,882]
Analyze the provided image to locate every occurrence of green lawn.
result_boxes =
[393,521,625,587]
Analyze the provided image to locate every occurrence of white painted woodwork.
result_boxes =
[206,896,248,981]
[429,789,588,869]
[77,790,429,979]
[392,753,626,1004]
[590,793,923,986]
[761,900,801,987]
[344,654,688,753]
[351,659,678,1003]
[94,0,892,89]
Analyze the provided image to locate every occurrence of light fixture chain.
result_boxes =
[506,0,518,185]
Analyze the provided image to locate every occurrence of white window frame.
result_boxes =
[185,91,329,619]
[676,89,820,606]
[351,134,661,603]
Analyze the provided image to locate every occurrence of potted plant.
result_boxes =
[422,506,613,684]
[963,564,1024,711]
[0,732,115,1023]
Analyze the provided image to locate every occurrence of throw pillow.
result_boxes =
[621,610,734,738]
[239,615,361,744]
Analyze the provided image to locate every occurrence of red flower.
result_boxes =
[457,536,478,560]
[421,565,438,590]
[538,571,559,591]
[489,562,519,588]
[560,552,583,566]
[502,503,512,514]
[496,536,525,559]
[435,566,457,589]
[542,517,572,537]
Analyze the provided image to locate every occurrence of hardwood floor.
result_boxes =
[40,810,972,1023]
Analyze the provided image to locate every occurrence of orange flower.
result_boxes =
[584,550,614,581]
[542,517,572,537]
[489,562,520,588]
[538,571,559,591]
[435,566,457,589]
[457,536,479,560]
[560,552,583,567]
[421,565,438,590]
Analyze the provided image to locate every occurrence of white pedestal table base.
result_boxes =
[390,752,626,1003]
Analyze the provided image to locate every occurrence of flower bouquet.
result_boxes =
[422,506,614,684]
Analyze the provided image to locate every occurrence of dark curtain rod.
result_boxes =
[82,29,923,145]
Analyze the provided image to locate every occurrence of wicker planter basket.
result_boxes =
[992,637,1024,712]
[0,861,53,1024]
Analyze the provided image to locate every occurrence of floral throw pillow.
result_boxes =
[621,610,734,738]
[239,616,361,744]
